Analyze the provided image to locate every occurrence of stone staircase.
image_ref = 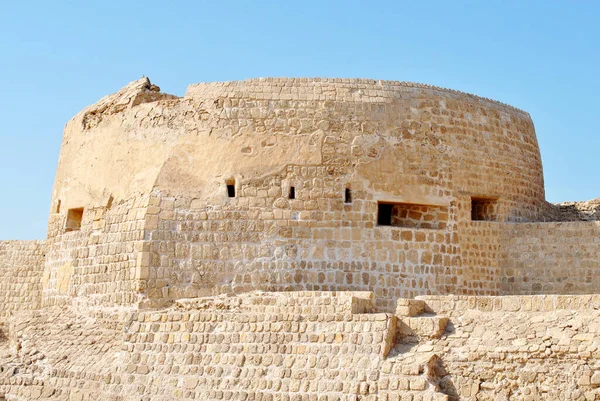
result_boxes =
[372,298,451,401]
[395,299,449,343]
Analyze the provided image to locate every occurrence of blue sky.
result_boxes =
[0,1,598,239]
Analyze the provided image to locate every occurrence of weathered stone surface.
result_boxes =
[554,198,600,221]
[5,291,599,400]
[0,77,599,400]
[27,77,598,313]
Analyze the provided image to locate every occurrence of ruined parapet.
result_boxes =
[0,291,449,401]
[554,198,600,221]
[81,77,179,130]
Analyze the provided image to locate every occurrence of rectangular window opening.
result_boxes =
[377,203,393,225]
[377,201,448,229]
[55,200,61,214]
[226,179,236,198]
[471,197,498,221]
[345,187,352,203]
[289,186,296,199]
[65,208,84,232]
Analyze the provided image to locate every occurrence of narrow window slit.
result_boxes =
[345,187,352,203]
[289,186,296,199]
[377,203,393,226]
[227,185,235,198]
[226,179,236,198]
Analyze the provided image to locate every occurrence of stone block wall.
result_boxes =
[185,78,546,222]
[41,196,149,308]
[417,294,600,400]
[501,221,600,294]
[418,293,600,314]
[139,199,600,311]
[4,291,600,400]
[37,193,600,313]
[37,77,559,310]
[117,295,403,400]
[0,240,45,321]
[457,221,504,296]
[141,165,461,311]
[1,292,448,401]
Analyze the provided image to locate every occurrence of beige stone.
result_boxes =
[0,77,599,400]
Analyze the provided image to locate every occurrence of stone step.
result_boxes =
[395,299,426,317]
[397,315,449,341]
[394,298,449,341]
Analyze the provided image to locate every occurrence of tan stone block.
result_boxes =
[591,371,600,385]
[146,206,161,215]
[183,377,198,389]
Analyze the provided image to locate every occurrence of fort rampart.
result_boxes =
[1,78,599,400]
[33,77,596,311]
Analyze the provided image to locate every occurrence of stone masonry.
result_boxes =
[1,77,599,400]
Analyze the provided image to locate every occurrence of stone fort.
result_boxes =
[1,77,599,400]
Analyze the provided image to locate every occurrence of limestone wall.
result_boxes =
[141,170,461,311]
[457,222,504,296]
[0,240,45,321]
[141,205,600,311]
[501,221,600,294]
[41,197,149,308]
[184,78,545,221]
[0,292,446,401]
[41,77,553,309]
[3,292,600,400]
[418,294,600,400]
[456,221,600,297]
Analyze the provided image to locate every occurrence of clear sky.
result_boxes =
[0,1,598,239]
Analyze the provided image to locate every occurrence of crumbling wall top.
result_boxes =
[80,77,179,130]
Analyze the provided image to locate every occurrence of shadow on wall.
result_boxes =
[436,359,459,401]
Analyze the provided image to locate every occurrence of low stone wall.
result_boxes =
[117,303,401,399]
[3,291,600,400]
[418,294,600,314]
[0,291,445,401]
[0,240,45,321]
[416,294,600,400]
